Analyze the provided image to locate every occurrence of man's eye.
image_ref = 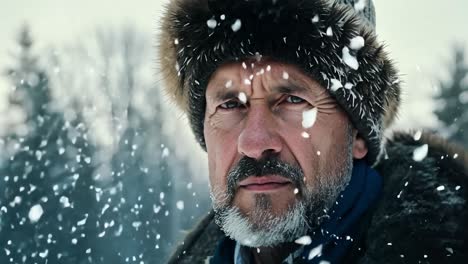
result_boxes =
[220,100,244,109]
[285,95,306,104]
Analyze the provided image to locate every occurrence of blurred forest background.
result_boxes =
[0,26,211,263]
[0,0,468,263]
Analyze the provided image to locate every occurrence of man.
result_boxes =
[158,0,468,263]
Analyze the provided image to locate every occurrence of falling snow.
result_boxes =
[162,147,170,158]
[312,15,319,23]
[28,204,44,223]
[60,196,71,208]
[176,201,184,210]
[342,47,359,70]
[58,147,65,154]
[77,215,88,226]
[295,235,312,245]
[1,10,464,264]
[238,92,247,104]
[302,108,317,128]
[308,244,323,260]
[39,249,49,258]
[231,19,242,32]
[330,79,343,92]
[413,144,429,161]
[0,27,212,264]
[349,36,365,50]
[413,130,422,141]
[207,18,217,29]
[344,83,353,90]
[225,80,233,88]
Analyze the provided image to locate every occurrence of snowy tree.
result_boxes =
[434,45,468,148]
[47,25,210,262]
[86,26,175,262]
[0,26,100,263]
[0,24,210,263]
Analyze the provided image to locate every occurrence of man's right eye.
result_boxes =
[219,100,244,110]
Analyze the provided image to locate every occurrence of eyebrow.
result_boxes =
[273,84,308,94]
[208,81,314,102]
[214,90,240,102]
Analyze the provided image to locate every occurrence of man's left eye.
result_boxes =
[219,100,244,109]
[285,95,306,104]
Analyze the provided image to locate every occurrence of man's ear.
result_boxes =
[352,129,368,159]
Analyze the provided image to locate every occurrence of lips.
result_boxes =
[239,176,292,191]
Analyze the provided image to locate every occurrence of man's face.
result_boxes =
[203,60,367,246]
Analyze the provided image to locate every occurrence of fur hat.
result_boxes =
[158,0,401,165]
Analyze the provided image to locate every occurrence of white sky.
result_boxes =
[1,0,468,131]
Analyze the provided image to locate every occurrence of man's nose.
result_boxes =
[237,104,283,160]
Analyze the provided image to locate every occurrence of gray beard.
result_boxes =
[212,126,354,247]
[215,196,308,247]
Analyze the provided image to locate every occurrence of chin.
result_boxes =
[234,188,298,216]
[215,197,309,248]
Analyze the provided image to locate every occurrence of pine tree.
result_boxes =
[0,26,99,263]
[97,104,177,262]
[434,45,468,148]
[41,25,211,262]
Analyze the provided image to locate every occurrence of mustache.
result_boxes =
[226,155,304,196]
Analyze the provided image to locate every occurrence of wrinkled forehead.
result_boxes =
[206,58,327,97]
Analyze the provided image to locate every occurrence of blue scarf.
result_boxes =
[211,159,383,264]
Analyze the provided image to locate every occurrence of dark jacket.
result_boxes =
[168,132,468,264]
